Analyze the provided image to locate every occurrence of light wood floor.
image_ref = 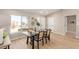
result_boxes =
[10,33,79,49]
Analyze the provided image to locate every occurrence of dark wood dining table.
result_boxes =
[23,30,39,49]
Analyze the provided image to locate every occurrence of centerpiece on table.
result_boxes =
[31,17,41,31]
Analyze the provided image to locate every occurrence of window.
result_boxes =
[10,15,28,33]
[21,16,28,28]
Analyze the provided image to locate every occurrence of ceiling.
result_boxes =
[17,9,61,16]
[0,9,61,16]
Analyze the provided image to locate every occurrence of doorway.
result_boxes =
[66,15,76,38]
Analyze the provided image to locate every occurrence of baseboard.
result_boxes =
[67,31,75,34]
[51,31,65,36]
[54,32,65,36]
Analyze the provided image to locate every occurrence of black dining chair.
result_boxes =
[26,31,34,45]
[26,30,45,49]
[46,29,51,41]
[38,31,44,46]
[26,34,37,49]
[26,36,31,44]
[34,31,44,49]
[43,29,51,44]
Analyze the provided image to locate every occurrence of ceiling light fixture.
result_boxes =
[40,10,48,14]
[40,11,44,13]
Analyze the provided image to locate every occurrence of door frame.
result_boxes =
[65,15,76,36]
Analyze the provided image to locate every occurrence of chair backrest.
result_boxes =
[43,29,48,36]
[33,33,39,41]
[39,31,44,38]
[47,29,51,37]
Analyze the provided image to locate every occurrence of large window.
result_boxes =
[10,15,28,33]
[21,16,28,28]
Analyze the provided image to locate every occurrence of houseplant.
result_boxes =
[3,32,8,39]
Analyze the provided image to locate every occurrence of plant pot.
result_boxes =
[3,36,10,44]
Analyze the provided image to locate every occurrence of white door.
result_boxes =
[47,17,54,32]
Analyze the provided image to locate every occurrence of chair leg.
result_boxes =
[45,38,47,44]
[30,40,32,45]
[48,36,50,41]
[37,41,39,49]
[42,38,44,46]
[26,37,29,44]
[4,45,10,49]
[7,45,10,49]
[31,36,34,49]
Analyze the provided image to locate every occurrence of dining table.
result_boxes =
[23,29,39,49]
[22,28,51,49]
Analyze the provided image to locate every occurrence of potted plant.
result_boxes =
[3,32,9,43]
[3,32,8,39]
[36,21,40,26]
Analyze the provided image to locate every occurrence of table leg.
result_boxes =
[37,40,39,49]
[32,36,34,49]
[37,34,39,49]
[7,45,10,49]
[26,37,29,44]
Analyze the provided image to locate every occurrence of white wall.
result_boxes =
[0,14,11,35]
[47,11,65,35]
[0,15,10,28]
[47,9,79,38]
[40,16,45,29]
